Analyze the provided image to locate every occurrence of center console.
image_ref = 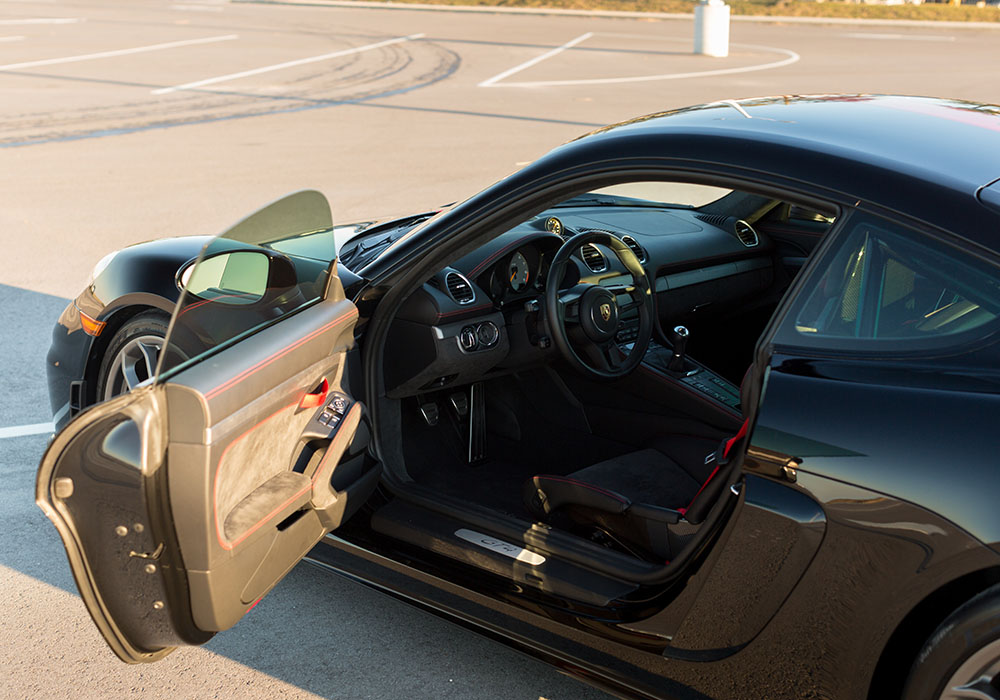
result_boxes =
[618,322,742,411]
[642,344,742,410]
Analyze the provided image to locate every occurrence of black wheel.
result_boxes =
[903,584,1000,700]
[97,311,170,401]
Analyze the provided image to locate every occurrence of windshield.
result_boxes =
[557,181,733,209]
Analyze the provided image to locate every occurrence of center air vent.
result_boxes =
[580,244,607,273]
[445,272,475,304]
[620,235,647,263]
[696,213,730,229]
[734,220,759,247]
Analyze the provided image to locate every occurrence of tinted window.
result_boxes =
[776,214,1000,351]
[156,190,335,380]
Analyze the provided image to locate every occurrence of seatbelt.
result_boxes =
[681,417,750,519]
[723,417,749,461]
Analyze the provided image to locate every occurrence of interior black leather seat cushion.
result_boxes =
[522,433,726,558]
[560,435,718,511]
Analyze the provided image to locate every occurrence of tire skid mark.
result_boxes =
[0,38,459,147]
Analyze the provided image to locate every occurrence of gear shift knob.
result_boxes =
[668,325,689,372]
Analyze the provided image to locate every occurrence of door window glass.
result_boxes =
[776,214,1000,351]
[179,251,270,304]
[156,190,337,380]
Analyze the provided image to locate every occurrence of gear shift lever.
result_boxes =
[668,325,690,372]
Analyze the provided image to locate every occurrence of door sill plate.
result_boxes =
[455,529,546,565]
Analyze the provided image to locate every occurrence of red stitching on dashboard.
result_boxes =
[637,364,741,419]
[434,303,494,320]
[204,307,357,400]
[468,233,550,278]
[654,251,764,277]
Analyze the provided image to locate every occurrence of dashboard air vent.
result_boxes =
[580,244,607,273]
[734,220,759,247]
[696,213,730,229]
[620,235,646,263]
[445,272,475,304]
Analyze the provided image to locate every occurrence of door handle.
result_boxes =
[299,378,329,410]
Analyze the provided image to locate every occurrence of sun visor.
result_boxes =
[977,178,1000,216]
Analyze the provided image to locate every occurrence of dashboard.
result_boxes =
[383,202,778,398]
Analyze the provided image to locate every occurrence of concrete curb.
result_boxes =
[235,0,1000,29]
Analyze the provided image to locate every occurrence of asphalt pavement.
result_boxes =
[1,0,997,697]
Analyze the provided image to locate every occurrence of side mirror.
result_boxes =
[179,249,297,305]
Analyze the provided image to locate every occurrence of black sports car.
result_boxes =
[37,95,1000,700]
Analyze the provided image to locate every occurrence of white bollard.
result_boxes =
[694,0,730,58]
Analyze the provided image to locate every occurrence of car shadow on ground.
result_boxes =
[0,283,610,700]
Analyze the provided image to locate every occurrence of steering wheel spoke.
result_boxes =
[601,341,624,371]
[556,284,590,323]
[578,340,622,373]
[604,283,636,296]
[619,297,644,312]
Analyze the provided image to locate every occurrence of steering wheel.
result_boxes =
[544,231,654,380]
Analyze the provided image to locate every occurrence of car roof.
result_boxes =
[563,95,1000,250]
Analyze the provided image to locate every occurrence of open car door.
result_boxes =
[36,191,380,662]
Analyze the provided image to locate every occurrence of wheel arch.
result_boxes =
[867,565,1000,700]
[84,304,172,407]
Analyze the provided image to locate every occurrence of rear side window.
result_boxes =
[775,214,1000,352]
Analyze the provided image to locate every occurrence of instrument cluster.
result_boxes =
[484,241,563,305]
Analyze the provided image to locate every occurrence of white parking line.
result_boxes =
[0,34,238,72]
[478,32,592,88]
[151,33,425,95]
[483,41,800,88]
[0,18,81,25]
[843,32,955,41]
[172,4,224,11]
[0,422,53,440]
[0,36,25,43]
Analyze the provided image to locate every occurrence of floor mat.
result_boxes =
[402,373,631,518]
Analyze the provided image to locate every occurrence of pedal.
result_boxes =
[467,382,486,464]
[419,402,440,427]
[449,392,469,417]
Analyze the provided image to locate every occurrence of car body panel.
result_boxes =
[38,95,1000,696]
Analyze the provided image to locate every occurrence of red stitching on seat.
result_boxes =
[533,475,629,504]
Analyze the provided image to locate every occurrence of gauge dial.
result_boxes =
[508,251,530,292]
[544,217,563,237]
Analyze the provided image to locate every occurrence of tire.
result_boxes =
[902,584,1000,700]
[96,311,170,402]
